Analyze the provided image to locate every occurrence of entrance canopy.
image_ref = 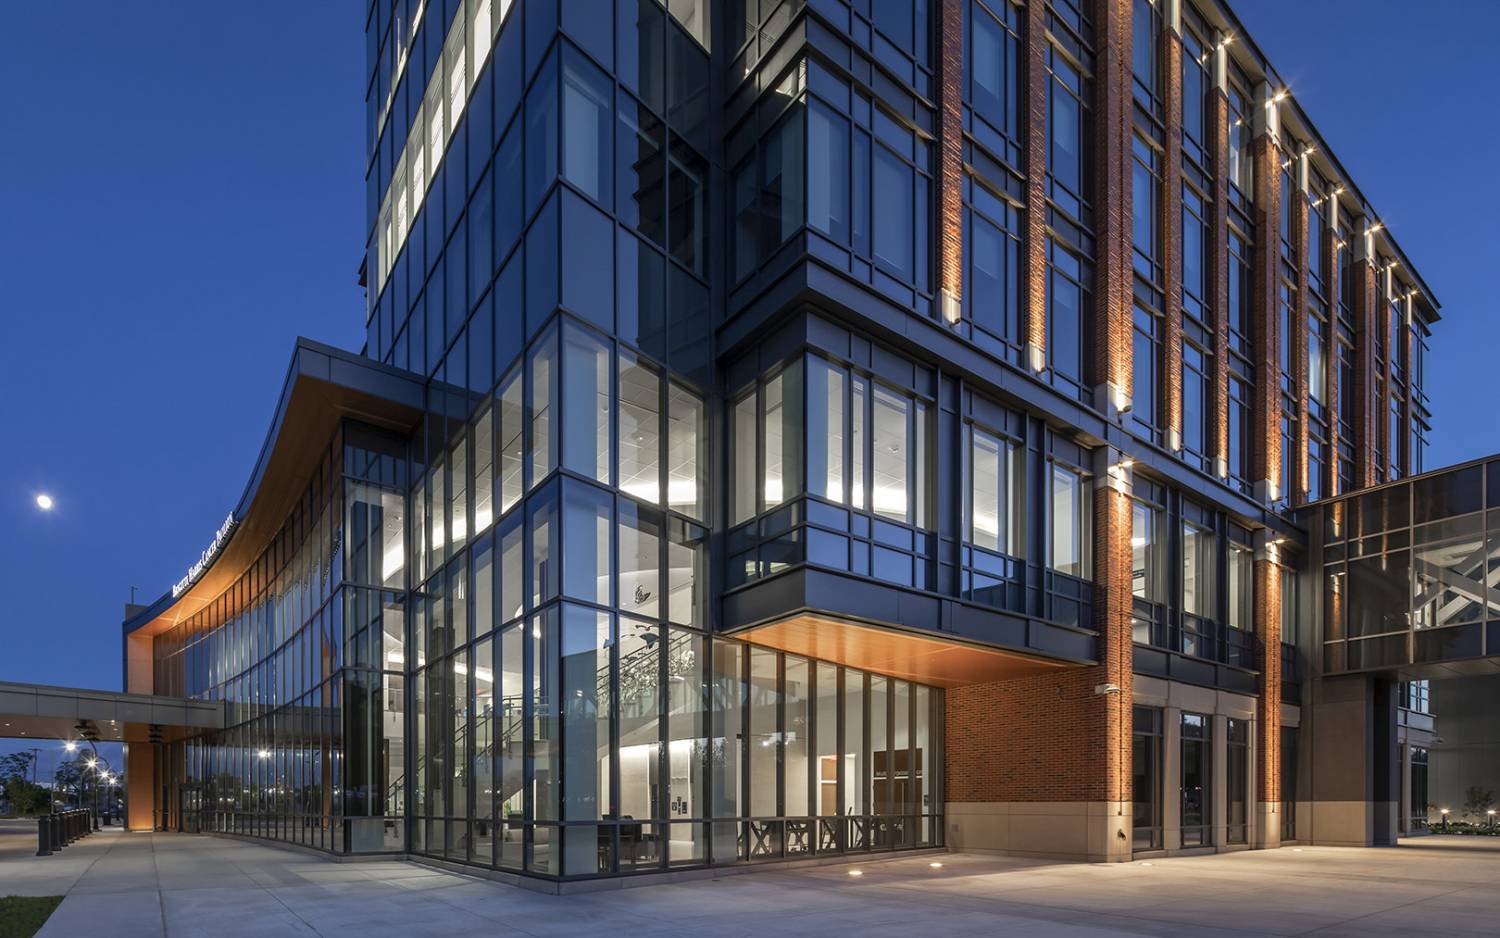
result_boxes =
[0,680,223,744]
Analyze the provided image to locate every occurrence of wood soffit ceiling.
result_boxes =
[735,614,1076,688]
[130,373,422,638]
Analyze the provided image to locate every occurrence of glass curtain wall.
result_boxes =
[729,351,934,592]
[161,423,408,853]
[423,613,944,876]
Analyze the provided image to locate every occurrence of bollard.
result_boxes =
[36,814,52,856]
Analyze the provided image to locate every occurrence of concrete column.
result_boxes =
[1399,740,1412,835]
[1212,713,1229,847]
[1164,706,1183,850]
[1307,674,1399,846]
[124,741,157,832]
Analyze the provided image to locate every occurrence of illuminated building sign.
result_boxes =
[171,513,237,598]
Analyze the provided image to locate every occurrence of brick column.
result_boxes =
[1325,199,1343,495]
[1092,453,1136,858]
[1209,52,1231,479]
[1253,543,1282,848]
[1160,23,1184,451]
[1352,221,1380,488]
[1092,0,1132,418]
[1398,292,1414,473]
[1248,129,1283,503]
[944,448,1135,862]
[1379,264,1394,478]
[936,0,964,324]
[1022,0,1049,372]
[1290,157,1311,505]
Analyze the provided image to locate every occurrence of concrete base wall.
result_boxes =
[1307,799,1399,846]
[1253,801,1281,849]
[945,801,1132,861]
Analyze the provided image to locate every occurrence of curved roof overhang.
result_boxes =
[122,338,426,641]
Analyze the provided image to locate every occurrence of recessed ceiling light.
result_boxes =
[847,870,863,877]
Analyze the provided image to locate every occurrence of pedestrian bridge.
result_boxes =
[0,680,223,745]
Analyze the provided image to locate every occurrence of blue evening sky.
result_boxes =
[0,1,1495,778]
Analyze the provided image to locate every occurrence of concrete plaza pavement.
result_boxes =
[4,820,1500,936]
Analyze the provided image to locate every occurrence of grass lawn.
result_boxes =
[0,896,63,938]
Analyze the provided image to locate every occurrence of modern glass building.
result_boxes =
[118,0,1454,885]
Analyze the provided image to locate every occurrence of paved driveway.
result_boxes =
[4,822,1499,937]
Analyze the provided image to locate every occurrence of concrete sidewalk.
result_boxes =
[4,823,1500,937]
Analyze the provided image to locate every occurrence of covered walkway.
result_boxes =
[5,821,1500,936]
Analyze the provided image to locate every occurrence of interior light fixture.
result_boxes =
[847,869,864,877]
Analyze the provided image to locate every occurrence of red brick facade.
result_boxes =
[947,482,1134,804]
[938,0,1418,849]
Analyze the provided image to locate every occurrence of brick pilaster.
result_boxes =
[1022,0,1049,369]
[1093,0,1132,409]
[1352,253,1379,487]
[1392,298,1404,474]
[1325,205,1343,495]
[936,0,965,316]
[1291,186,1311,505]
[1209,91,1230,476]
[1254,553,1283,844]
[1249,135,1283,500]
[1160,25,1184,448]
[1092,475,1135,812]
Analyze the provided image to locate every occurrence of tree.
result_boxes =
[3,777,50,816]
[0,752,36,783]
[53,758,89,808]
[1463,786,1495,822]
